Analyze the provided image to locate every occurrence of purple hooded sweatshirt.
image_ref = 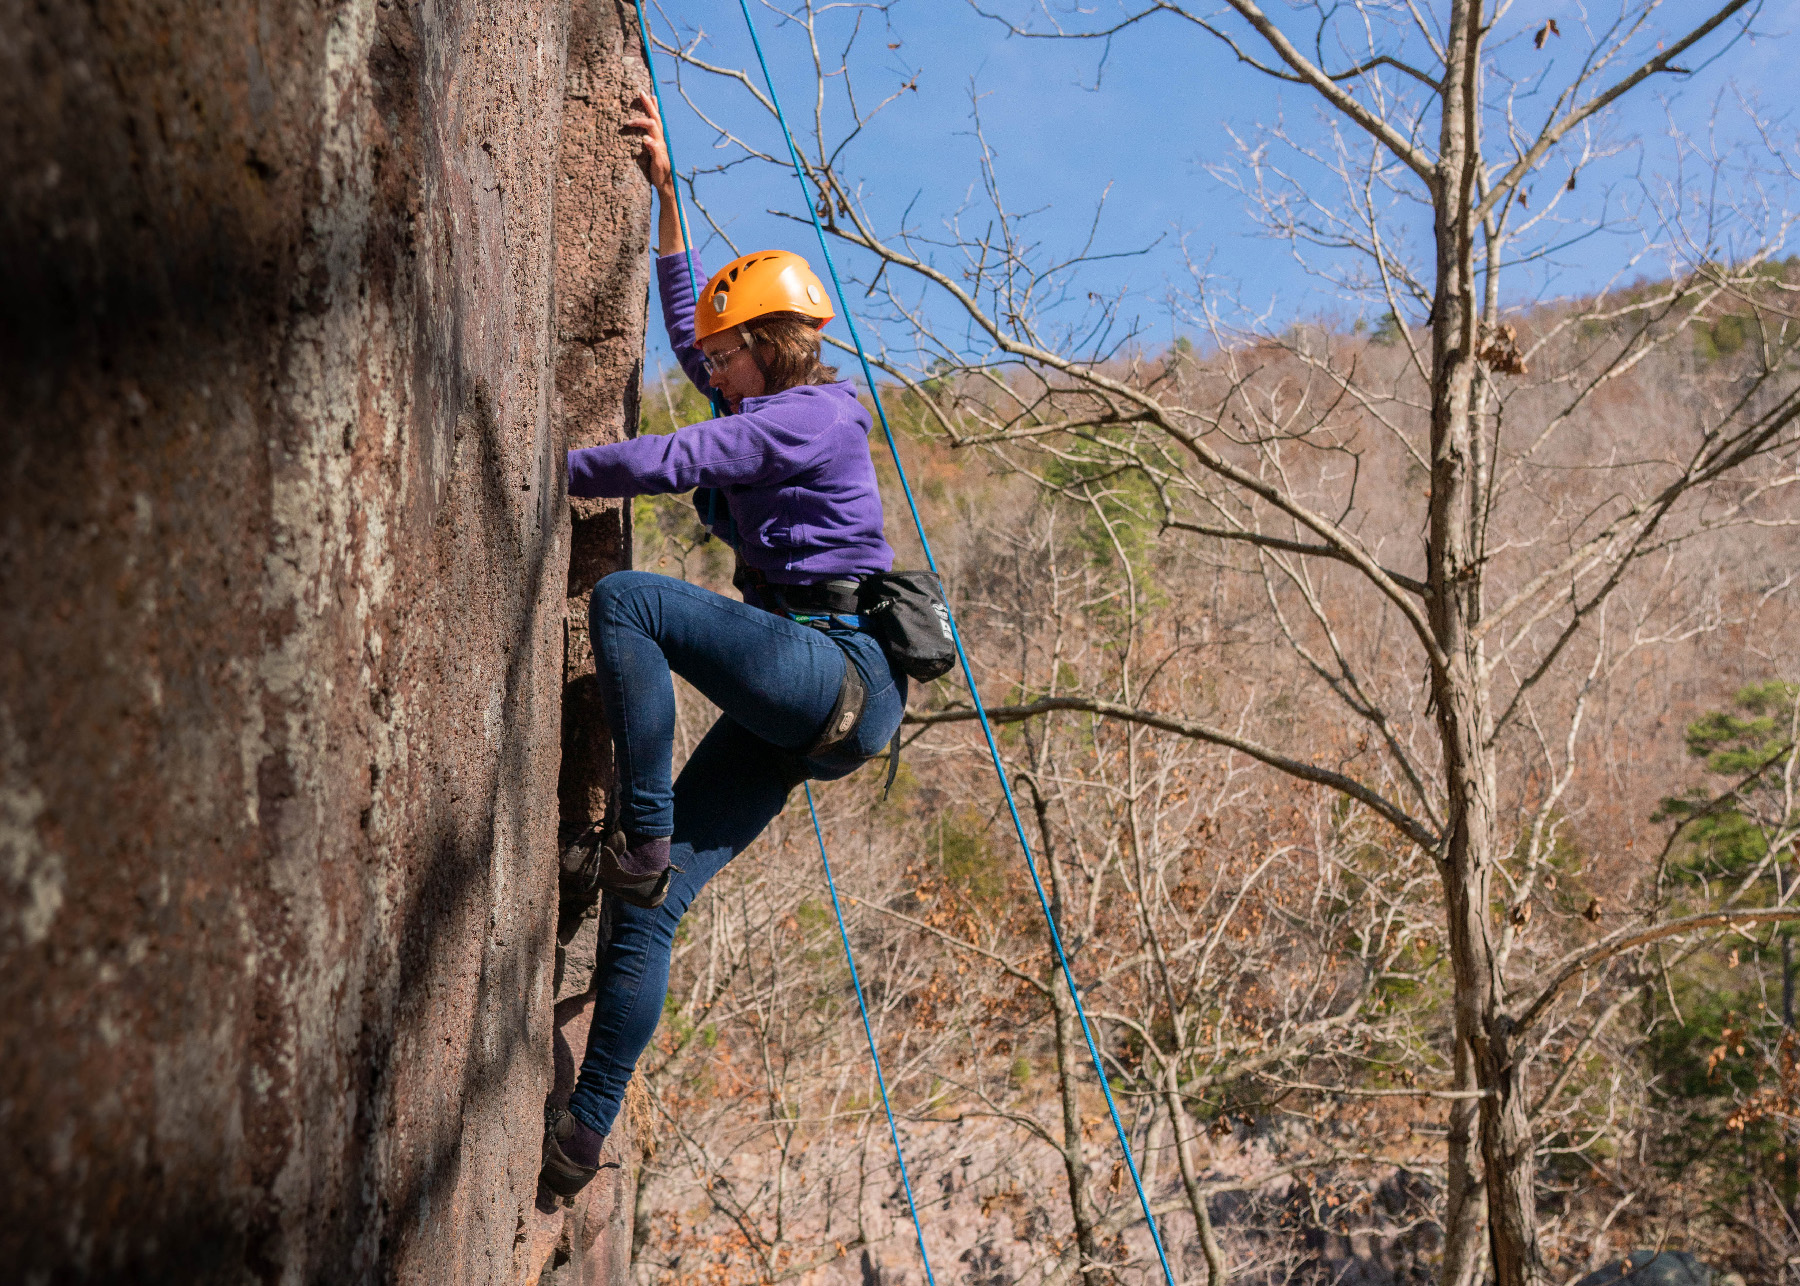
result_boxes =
[567,253,894,586]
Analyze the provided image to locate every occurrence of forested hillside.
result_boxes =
[621,278,1799,1285]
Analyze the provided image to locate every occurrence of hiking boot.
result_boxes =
[540,1105,602,1203]
[565,825,676,911]
[596,831,674,909]
[558,823,607,929]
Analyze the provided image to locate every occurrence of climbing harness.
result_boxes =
[800,645,867,759]
[638,9,1178,1282]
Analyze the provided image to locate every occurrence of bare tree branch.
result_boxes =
[907,695,1440,850]
[1516,908,1800,1037]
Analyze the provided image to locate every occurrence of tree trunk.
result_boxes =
[1163,1074,1227,1286]
[1442,1039,1485,1286]
[1430,4,1545,1284]
[1049,972,1106,1283]
[1783,931,1793,1028]
[1042,815,1107,1284]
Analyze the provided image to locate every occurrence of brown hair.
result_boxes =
[745,311,839,391]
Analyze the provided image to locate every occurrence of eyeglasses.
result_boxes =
[701,341,752,376]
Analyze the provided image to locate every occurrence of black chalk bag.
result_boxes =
[856,571,957,682]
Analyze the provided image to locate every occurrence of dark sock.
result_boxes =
[561,1113,607,1169]
[611,832,671,879]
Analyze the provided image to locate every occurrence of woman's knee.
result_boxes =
[591,568,659,608]
[590,569,663,629]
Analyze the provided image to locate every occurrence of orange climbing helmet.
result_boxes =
[693,250,834,341]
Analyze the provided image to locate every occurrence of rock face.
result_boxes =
[0,0,647,1280]
[555,0,649,832]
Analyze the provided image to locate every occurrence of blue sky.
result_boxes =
[639,0,1795,383]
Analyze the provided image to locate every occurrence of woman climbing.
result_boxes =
[540,91,906,1198]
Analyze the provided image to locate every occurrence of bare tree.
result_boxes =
[850,479,1470,1283]
[647,1,1800,1281]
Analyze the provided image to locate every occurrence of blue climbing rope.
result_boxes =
[733,7,1179,1283]
[804,784,941,1286]
[633,12,942,1283]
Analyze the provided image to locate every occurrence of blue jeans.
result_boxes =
[566,570,905,1139]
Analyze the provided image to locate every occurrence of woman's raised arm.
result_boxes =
[624,91,684,255]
